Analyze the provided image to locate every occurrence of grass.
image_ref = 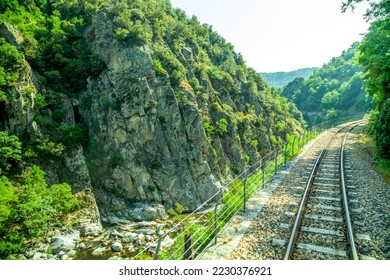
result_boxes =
[361,133,390,184]
[133,130,318,260]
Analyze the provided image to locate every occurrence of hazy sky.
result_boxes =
[170,0,370,73]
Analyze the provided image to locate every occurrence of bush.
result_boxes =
[0,176,16,231]
[48,183,80,214]
[108,151,124,168]
[0,165,81,258]
[0,131,22,175]
[216,118,228,136]
[372,99,390,159]
[61,124,87,149]
[153,58,167,76]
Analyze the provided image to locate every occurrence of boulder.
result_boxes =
[50,230,80,255]
[122,232,138,243]
[80,223,102,237]
[111,242,123,252]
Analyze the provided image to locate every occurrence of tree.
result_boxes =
[372,99,390,158]
[0,176,16,231]
[0,132,22,175]
[345,0,390,159]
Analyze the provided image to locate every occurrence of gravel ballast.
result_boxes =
[223,123,389,260]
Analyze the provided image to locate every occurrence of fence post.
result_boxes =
[214,202,218,245]
[183,235,193,260]
[243,175,247,212]
[274,147,278,175]
[154,226,164,260]
[292,137,296,157]
[262,158,265,188]
[284,143,288,166]
[298,135,302,150]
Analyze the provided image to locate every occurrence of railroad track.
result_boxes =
[273,122,365,260]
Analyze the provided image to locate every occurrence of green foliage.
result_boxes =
[215,118,228,136]
[153,45,186,86]
[61,124,87,149]
[343,0,390,159]
[281,43,373,126]
[0,131,22,175]
[0,38,21,98]
[0,0,104,100]
[17,166,55,237]
[108,1,153,43]
[0,38,21,69]
[153,58,167,76]
[48,183,80,214]
[202,116,215,137]
[0,176,16,231]
[35,138,64,158]
[0,165,80,258]
[174,202,185,215]
[108,151,124,168]
[82,95,93,110]
[371,100,390,159]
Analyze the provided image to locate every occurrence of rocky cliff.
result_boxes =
[0,0,305,225]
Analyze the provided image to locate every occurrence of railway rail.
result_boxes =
[278,122,364,260]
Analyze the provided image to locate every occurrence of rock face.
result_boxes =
[1,4,305,227]
[81,12,223,221]
[0,23,93,194]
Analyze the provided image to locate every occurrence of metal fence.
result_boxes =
[131,114,365,260]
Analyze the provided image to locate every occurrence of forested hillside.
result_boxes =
[280,43,373,126]
[0,0,305,259]
[342,0,390,160]
[260,67,318,88]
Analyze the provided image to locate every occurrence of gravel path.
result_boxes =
[229,123,389,260]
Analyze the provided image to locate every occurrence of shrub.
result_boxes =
[0,176,16,231]
[0,131,22,175]
[216,118,228,136]
[61,124,87,149]
[108,151,124,168]
[48,183,80,214]
[153,59,167,76]
[372,100,390,159]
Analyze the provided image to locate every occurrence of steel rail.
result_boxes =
[283,125,345,260]
[340,125,359,260]
[283,121,363,260]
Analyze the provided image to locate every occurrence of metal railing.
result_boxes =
[131,114,364,260]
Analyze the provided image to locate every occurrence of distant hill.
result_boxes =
[280,42,374,126]
[260,67,319,87]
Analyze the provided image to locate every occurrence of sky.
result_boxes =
[170,0,371,73]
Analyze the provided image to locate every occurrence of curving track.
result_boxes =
[281,122,363,260]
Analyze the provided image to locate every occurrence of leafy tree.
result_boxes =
[0,176,16,231]
[281,43,373,126]
[48,183,80,214]
[343,0,390,159]
[372,100,390,158]
[0,131,22,175]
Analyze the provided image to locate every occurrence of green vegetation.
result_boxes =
[0,131,22,175]
[281,43,373,126]
[260,67,319,88]
[0,133,80,259]
[0,38,21,101]
[342,0,390,160]
[0,0,106,156]
[361,133,390,184]
[137,130,317,260]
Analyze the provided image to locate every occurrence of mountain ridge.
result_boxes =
[260,67,319,87]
